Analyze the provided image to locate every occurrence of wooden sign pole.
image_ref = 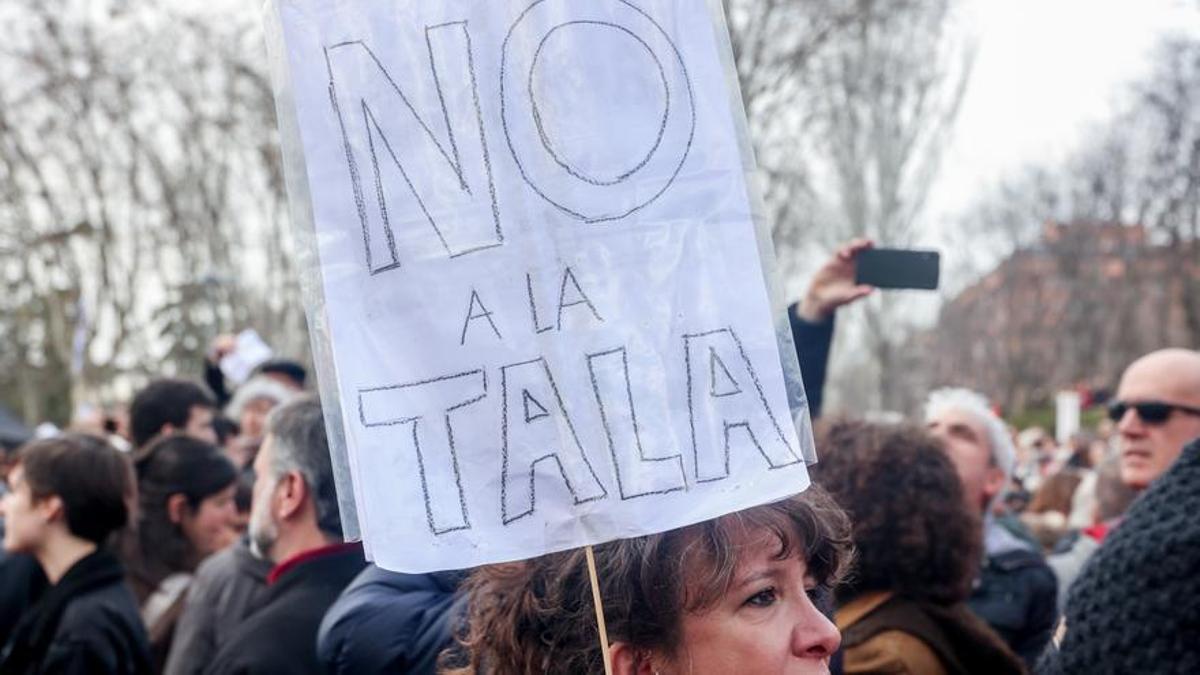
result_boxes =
[584,545,614,675]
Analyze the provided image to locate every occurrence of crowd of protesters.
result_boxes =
[1,240,1199,674]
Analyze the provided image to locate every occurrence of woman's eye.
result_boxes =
[806,585,831,608]
[745,587,778,608]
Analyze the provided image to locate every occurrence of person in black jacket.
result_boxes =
[205,395,364,675]
[317,565,468,674]
[0,550,47,645]
[0,434,151,675]
[1,438,48,646]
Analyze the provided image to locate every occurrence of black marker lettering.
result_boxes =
[708,346,742,397]
[500,357,607,524]
[326,21,503,274]
[526,272,554,334]
[358,369,486,535]
[460,288,503,345]
[587,347,686,499]
[500,0,696,223]
[556,266,604,330]
[683,328,801,483]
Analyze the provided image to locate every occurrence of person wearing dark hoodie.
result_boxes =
[0,434,151,675]
[205,395,365,675]
[317,565,468,674]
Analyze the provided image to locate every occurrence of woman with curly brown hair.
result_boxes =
[444,488,853,675]
[811,419,1025,675]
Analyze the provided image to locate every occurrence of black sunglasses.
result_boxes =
[1107,399,1200,424]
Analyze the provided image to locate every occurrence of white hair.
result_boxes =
[924,387,1016,484]
[224,375,295,421]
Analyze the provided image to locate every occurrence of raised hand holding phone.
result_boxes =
[796,238,877,322]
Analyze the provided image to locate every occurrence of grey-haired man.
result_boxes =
[205,395,364,675]
[926,388,1057,667]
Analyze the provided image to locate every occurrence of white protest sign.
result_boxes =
[267,0,814,573]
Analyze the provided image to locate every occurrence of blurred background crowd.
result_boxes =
[2,0,1200,674]
[2,241,1197,673]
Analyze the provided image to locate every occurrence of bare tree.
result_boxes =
[803,0,975,412]
[723,0,863,277]
[0,0,304,423]
[933,32,1200,413]
[1133,38,1200,344]
[723,0,975,412]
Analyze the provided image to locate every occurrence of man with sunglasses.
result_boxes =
[1044,350,1200,598]
[1109,348,1200,491]
[1039,349,1200,673]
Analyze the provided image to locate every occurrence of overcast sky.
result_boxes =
[928,0,1200,232]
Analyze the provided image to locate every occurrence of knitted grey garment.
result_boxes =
[1037,440,1200,674]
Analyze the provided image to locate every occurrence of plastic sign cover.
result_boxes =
[268,0,813,573]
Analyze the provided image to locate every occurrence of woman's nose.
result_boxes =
[791,599,841,659]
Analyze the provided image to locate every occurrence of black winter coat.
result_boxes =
[203,542,366,675]
[968,542,1058,667]
[317,565,467,674]
[0,551,47,647]
[0,549,151,675]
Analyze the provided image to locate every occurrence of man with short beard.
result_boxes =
[204,395,364,675]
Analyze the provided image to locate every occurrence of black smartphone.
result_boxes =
[854,248,940,290]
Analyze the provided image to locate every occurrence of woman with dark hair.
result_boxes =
[0,434,151,674]
[122,434,238,670]
[445,488,853,675]
[811,419,1024,675]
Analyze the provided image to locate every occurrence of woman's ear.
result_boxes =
[166,493,189,525]
[609,642,660,675]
